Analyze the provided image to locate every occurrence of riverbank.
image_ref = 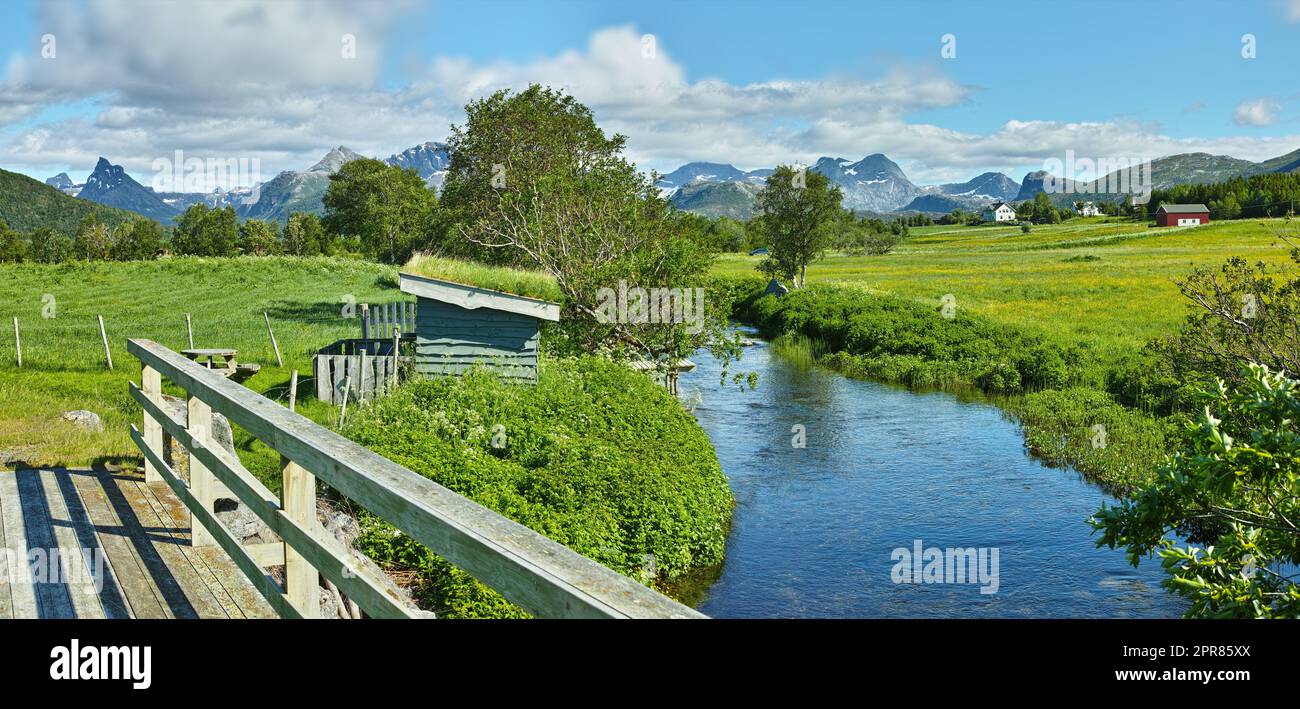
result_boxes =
[714,276,1173,492]
[680,332,1186,618]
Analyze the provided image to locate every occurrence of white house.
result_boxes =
[1076,201,1101,216]
[982,202,1016,223]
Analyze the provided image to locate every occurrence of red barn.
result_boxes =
[1155,203,1210,227]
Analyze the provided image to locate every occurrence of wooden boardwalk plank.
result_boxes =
[0,475,11,620]
[104,472,226,619]
[140,481,276,619]
[131,480,240,618]
[91,469,199,619]
[68,470,170,619]
[36,469,113,618]
[0,472,37,618]
[12,469,75,618]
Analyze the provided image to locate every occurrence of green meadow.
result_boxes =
[0,256,401,477]
[716,217,1298,369]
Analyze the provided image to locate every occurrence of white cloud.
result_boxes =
[1234,97,1282,126]
[1288,0,1300,22]
[0,11,1297,190]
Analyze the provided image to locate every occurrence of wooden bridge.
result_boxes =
[0,339,703,620]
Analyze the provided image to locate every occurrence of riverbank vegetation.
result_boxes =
[341,359,732,617]
[728,213,1300,614]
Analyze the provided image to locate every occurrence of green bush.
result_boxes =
[340,357,733,618]
[1010,387,1174,493]
[736,283,1083,395]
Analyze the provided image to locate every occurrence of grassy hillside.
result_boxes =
[715,217,1297,370]
[0,256,399,473]
[0,167,142,234]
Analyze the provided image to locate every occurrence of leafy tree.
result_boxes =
[72,214,113,260]
[111,219,163,261]
[440,84,743,368]
[440,84,629,265]
[282,212,326,256]
[0,220,26,262]
[323,159,435,263]
[239,219,281,256]
[171,204,238,257]
[1092,365,1300,617]
[27,226,70,263]
[753,165,843,287]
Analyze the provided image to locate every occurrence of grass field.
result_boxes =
[0,256,402,479]
[4,217,1294,477]
[716,217,1299,370]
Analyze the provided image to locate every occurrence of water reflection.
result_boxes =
[680,333,1188,619]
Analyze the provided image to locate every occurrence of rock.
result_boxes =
[316,497,427,617]
[61,410,103,431]
[764,279,790,298]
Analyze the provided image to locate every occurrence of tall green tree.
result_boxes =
[0,220,26,262]
[322,159,435,264]
[171,204,238,257]
[753,166,843,287]
[27,226,70,264]
[282,212,326,256]
[72,214,113,260]
[111,219,163,261]
[440,84,629,265]
[239,219,281,256]
[440,84,743,368]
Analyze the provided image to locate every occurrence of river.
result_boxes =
[679,332,1188,618]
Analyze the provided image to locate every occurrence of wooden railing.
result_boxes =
[127,338,705,619]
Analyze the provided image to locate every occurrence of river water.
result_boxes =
[679,333,1188,618]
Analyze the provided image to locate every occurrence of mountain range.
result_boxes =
[659,146,1300,217]
[19,141,1300,228]
[36,142,454,226]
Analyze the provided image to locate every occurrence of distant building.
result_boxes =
[982,202,1017,223]
[1155,203,1210,227]
[1076,201,1101,216]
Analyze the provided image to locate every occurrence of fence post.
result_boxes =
[187,394,216,547]
[288,369,298,412]
[142,364,163,483]
[185,313,194,349]
[391,327,400,387]
[360,304,370,340]
[264,311,283,367]
[12,317,20,368]
[98,315,113,370]
[281,456,319,617]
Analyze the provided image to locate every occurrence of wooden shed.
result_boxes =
[398,272,561,383]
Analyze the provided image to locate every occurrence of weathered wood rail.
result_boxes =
[127,338,703,619]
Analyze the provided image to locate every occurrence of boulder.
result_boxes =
[764,279,790,297]
[61,410,103,431]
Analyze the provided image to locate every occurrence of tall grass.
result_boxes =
[401,253,563,303]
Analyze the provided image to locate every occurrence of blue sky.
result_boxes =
[1,0,1298,188]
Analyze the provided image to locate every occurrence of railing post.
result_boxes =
[142,364,164,483]
[187,394,217,547]
[282,456,320,617]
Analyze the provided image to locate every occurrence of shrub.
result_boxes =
[735,283,1082,395]
[341,357,733,618]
